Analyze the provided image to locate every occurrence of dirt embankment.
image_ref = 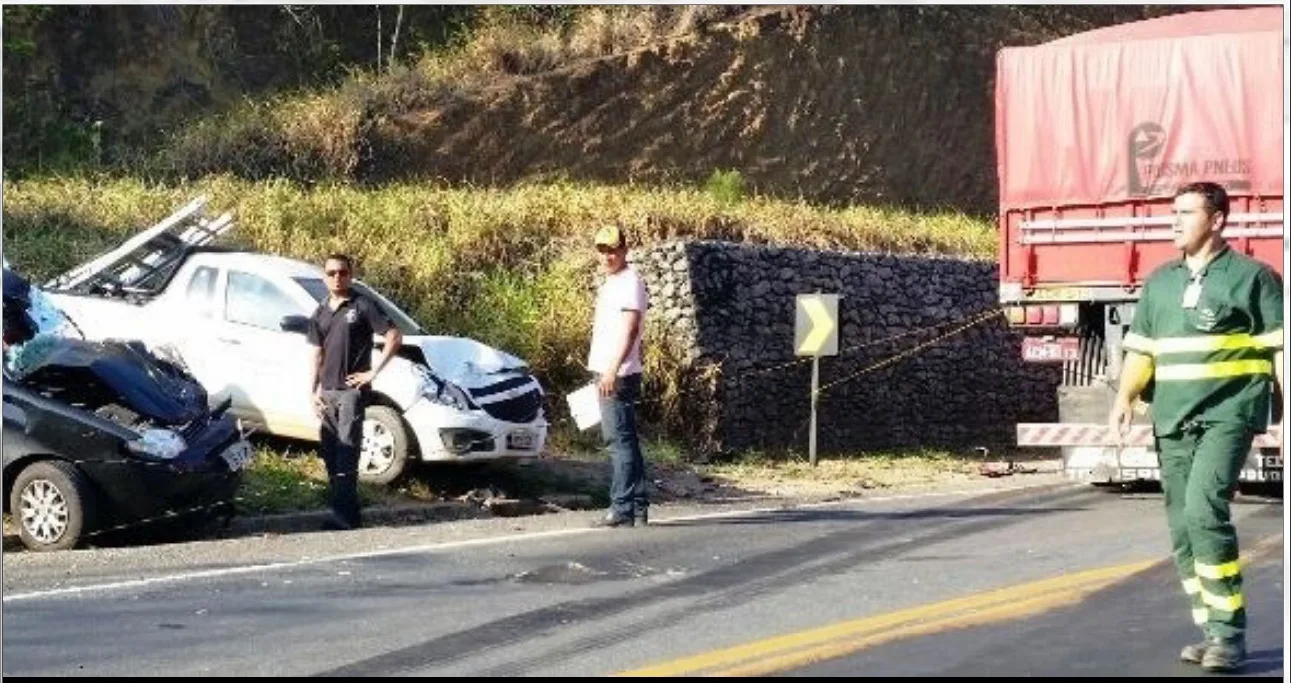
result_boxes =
[363,6,1181,214]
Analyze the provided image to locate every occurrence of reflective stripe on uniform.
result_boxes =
[1123,332,1156,356]
[1192,607,1209,625]
[1155,359,1272,381]
[1182,577,1202,594]
[1254,328,1284,350]
[1201,590,1244,612]
[1153,332,1284,355]
[1195,560,1242,580]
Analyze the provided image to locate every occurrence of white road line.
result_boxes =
[3,481,1069,603]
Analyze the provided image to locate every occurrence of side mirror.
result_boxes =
[280,315,310,334]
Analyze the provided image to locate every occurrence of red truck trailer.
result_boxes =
[996,8,1284,485]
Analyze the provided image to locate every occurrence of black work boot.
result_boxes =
[1179,639,1208,664]
[1200,636,1246,672]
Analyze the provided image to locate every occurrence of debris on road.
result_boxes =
[978,460,1039,478]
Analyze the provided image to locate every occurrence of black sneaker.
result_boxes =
[591,512,634,529]
[1200,636,1246,672]
[1179,639,1208,664]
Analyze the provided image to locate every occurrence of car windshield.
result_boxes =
[294,278,425,335]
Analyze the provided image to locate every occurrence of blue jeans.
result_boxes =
[598,373,647,518]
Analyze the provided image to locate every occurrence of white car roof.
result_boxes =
[188,250,325,279]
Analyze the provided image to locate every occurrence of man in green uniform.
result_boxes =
[1110,181,1284,672]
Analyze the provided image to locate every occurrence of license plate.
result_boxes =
[220,441,253,471]
[1022,337,1079,363]
[507,430,537,451]
[1028,287,1091,302]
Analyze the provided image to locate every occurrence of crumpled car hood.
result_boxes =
[14,337,209,425]
[404,335,532,388]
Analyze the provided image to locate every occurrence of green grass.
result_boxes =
[643,437,688,466]
[233,446,384,516]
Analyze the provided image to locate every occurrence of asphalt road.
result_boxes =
[2,481,1283,677]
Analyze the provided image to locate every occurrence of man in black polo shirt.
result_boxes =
[307,254,402,530]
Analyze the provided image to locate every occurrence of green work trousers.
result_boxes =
[1156,421,1253,641]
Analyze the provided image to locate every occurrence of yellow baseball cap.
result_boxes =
[593,224,625,249]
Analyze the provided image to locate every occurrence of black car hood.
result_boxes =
[15,337,208,425]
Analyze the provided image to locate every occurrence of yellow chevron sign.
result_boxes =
[795,294,840,356]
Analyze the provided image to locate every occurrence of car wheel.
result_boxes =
[359,405,409,486]
[10,460,96,552]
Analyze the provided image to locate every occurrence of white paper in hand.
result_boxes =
[567,382,602,431]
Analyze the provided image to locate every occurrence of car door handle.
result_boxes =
[218,337,242,345]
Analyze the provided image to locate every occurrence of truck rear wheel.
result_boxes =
[359,405,410,486]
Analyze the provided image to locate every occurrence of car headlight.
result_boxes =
[416,366,477,411]
[127,428,187,460]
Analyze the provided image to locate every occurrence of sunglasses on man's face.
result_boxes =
[325,269,350,278]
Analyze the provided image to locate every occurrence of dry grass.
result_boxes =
[705,449,998,496]
[564,6,731,58]
[153,6,750,181]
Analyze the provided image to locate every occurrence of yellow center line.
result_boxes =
[614,561,1155,677]
[616,535,1283,678]
[713,579,1120,677]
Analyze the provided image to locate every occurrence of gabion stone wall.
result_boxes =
[631,240,1060,456]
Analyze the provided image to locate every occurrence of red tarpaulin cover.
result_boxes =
[995,7,1284,212]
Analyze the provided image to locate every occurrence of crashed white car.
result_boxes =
[43,197,548,484]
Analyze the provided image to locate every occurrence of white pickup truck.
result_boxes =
[43,197,549,485]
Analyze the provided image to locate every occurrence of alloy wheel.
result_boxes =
[360,418,397,476]
[19,479,70,545]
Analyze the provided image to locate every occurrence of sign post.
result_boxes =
[794,293,840,467]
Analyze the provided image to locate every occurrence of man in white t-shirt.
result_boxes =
[587,224,650,528]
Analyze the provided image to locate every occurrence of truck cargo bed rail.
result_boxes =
[1020,212,1283,245]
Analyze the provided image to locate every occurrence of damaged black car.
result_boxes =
[3,266,250,551]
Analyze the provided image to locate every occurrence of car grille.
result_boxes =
[469,375,535,399]
[478,388,543,424]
